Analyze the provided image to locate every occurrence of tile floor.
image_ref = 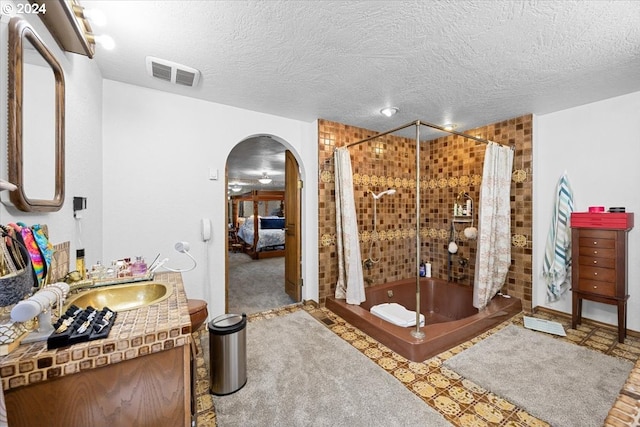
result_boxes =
[192,305,640,426]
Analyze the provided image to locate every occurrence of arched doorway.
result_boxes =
[225,135,302,314]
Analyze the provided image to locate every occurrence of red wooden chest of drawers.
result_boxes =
[570,212,634,230]
[570,224,632,343]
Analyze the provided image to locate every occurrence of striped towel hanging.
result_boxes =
[543,172,574,302]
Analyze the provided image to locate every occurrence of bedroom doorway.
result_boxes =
[284,150,301,302]
[225,136,302,314]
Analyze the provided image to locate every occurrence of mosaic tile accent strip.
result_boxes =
[512,169,528,183]
[194,305,640,427]
[320,230,525,246]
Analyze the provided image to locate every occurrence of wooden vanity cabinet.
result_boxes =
[0,273,194,427]
[571,227,630,343]
[5,343,191,427]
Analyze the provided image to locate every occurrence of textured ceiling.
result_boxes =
[87,0,640,188]
[226,136,286,192]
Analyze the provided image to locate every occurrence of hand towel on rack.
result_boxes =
[543,172,574,302]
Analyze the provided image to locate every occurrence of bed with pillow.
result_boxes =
[230,190,286,259]
[237,216,285,258]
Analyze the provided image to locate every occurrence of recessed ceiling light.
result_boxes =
[443,123,457,131]
[380,107,399,117]
[231,185,242,192]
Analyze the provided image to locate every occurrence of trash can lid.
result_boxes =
[208,313,247,335]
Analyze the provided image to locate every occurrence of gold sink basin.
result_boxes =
[65,282,173,312]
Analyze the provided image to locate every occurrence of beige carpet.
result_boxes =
[212,310,451,426]
[227,252,295,315]
[444,324,633,427]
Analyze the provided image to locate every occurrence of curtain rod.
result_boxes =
[343,120,421,149]
[343,119,512,150]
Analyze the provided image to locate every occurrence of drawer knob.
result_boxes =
[594,241,598,245]
[594,251,598,254]
[594,285,598,289]
[594,272,598,276]
[593,260,597,264]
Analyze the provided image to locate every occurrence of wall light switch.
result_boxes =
[209,168,218,180]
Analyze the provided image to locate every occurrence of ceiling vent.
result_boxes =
[145,56,201,87]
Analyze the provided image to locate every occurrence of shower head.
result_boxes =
[370,189,396,200]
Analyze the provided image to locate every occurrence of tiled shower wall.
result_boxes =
[317,115,533,311]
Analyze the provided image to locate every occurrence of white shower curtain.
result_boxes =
[473,143,514,310]
[334,147,366,305]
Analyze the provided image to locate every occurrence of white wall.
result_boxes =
[102,81,318,317]
[533,91,640,331]
[0,10,104,270]
[0,7,318,320]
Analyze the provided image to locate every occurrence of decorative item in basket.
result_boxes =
[7,222,54,288]
[0,225,38,306]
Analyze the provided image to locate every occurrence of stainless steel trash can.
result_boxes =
[208,313,247,395]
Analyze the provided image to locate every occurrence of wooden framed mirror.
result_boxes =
[7,17,65,212]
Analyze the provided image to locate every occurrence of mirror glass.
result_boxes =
[23,38,56,199]
[7,17,65,212]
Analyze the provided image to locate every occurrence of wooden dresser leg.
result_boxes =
[618,300,626,343]
[571,293,581,329]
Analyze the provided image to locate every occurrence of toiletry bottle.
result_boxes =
[90,261,106,280]
[106,261,117,279]
[466,199,472,216]
[122,258,132,277]
[425,261,432,278]
[131,256,147,276]
[419,260,426,277]
[76,249,86,280]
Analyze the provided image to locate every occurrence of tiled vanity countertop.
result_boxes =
[0,272,192,391]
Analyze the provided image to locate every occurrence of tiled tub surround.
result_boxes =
[326,277,522,361]
[0,272,192,425]
[317,116,533,310]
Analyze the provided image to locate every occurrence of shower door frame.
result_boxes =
[343,119,510,337]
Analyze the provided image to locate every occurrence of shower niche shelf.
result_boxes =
[452,216,473,223]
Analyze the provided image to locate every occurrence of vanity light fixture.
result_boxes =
[71,0,114,52]
[34,0,114,58]
[231,185,242,192]
[85,33,115,50]
[443,123,457,131]
[76,2,115,51]
[258,173,272,185]
[380,107,399,117]
[73,6,107,27]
